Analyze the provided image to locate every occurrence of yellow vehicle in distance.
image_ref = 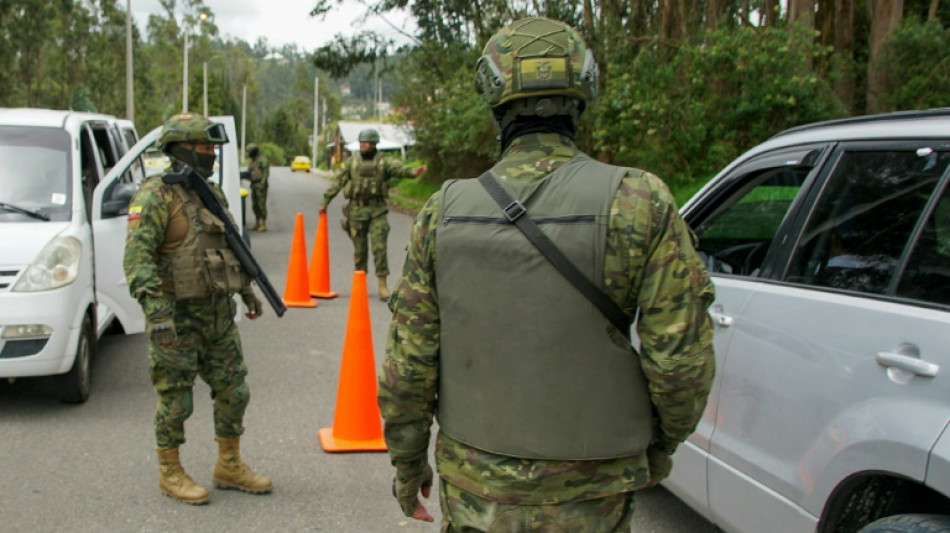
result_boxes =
[290,155,311,172]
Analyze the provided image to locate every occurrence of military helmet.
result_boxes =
[358,129,380,143]
[157,113,228,151]
[474,17,598,110]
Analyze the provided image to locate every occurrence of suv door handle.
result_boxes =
[876,344,939,377]
[709,307,734,328]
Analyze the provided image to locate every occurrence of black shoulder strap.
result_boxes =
[477,172,631,338]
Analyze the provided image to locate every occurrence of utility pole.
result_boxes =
[313,75,320,167]
[182,31,189,113]
[241,84,247,160]
[203,62,208,116]
[125,0,134,121]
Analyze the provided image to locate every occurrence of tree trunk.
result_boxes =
[867,0,904,113]
[928,0,938,21]
[790,0,817,27]
[833,0,856,112]
[763,0,780,26]
[790,0,816,69]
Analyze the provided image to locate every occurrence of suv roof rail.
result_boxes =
[772,107,950,139]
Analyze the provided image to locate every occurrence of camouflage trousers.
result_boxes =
[148,295,250,449]
[251,178,268,221]
[347,203,390,276]
[439,480,636,533]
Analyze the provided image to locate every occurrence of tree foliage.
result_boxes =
[313,0,947,198]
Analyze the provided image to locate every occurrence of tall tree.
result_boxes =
[867,0,904,112]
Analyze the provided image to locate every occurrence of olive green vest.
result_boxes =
[157,183,249,300]
[345,153,387,203]
[435,157,654,460]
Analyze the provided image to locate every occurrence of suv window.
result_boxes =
[786,147,949,295]
[897,180,950,305]
[691,148,819,277]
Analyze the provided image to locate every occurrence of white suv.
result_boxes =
[0,110,243,404]
[666,109,950,533]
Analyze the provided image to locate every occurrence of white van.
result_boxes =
[0,110,243,404]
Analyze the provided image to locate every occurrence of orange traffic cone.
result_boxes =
[308,210,339,299]
[318,271,386,452]
[282,213,317,308]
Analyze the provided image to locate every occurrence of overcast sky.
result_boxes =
[130,0,414,51]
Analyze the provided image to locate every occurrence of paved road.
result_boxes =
[0,167,721,533]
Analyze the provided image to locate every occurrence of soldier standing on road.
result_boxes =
[124,113,273,505]
[320,128,426,301]
[246,143,269,232]
[378,17,716,531]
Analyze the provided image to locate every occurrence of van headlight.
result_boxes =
[13,236,82,292]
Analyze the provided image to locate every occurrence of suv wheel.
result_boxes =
[58,314,93,404]
[860,514,950,533]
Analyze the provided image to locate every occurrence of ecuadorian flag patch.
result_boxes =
[128,205,143,221]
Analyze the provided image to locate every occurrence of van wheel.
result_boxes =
[58,315,93,404]
[860,515,950,533]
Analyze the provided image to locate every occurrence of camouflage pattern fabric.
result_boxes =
[149,296,249,448]
[440,478,636,533]
[125,173,253,450]
[348,205,391,276]
[378,132,716,518]
[323,152,418,275]
[249,154,269,221]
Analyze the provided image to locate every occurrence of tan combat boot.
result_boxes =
[257,219,266,232]
[157,447,210,505]
[377,276,390,301]
[212,437,273,494]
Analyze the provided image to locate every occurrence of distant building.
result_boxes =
[326,121,416,168]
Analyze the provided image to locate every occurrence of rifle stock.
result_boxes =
[164,166,287,317]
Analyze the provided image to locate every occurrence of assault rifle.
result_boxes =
[163,166,287,317]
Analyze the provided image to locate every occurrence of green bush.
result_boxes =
[881,17,950,112]
[592,23,847,200]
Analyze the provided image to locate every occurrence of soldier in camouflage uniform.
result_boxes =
[246,143,269,232]
[124,113,273,505]
[378,17,716,531]
[320,128,426,300]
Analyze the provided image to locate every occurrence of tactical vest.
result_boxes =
[435,157,654,460]
[345,153,387,203]
[156,183,250,300]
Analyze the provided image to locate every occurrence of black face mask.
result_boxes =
[360,147,377,160]
[168,144,217,178]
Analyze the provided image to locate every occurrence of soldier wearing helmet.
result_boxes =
[379,17,716,530]
[245,143,270,231]
[320,127,426,301]
[124,113,272,505]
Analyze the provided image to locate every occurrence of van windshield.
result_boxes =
[0,126,71,222]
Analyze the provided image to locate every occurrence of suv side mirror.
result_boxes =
[102,182,136,218]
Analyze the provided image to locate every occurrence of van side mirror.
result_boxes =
[102,182,136,218]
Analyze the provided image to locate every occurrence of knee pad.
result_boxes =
[213,381,250,412]
[159,388,194,424]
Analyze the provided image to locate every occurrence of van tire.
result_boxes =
[859,515,950,533]
[58,315,93,404]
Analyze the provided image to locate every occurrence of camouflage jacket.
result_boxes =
[123,174,236,307]
[249,154,269,182]
[322,151,416,206]
[378,132,716,504]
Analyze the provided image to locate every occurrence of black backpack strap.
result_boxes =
[477,172,631,338]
